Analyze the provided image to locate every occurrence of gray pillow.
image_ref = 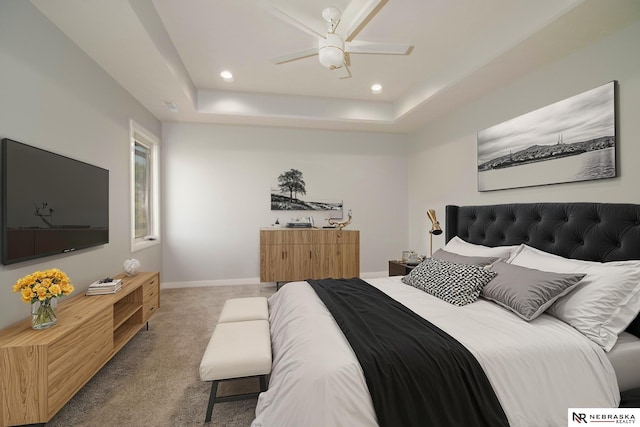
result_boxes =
[402,257,497,306]
[432,249,499,267]
[483,261,586,321]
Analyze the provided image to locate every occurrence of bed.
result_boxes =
[252,202,640,427]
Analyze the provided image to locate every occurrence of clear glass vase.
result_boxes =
[31,298,58,330]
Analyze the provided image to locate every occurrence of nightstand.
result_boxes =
[388,260,417,276]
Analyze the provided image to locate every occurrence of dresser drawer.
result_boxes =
[143,277,159,301]
[313,230,360,244]
[143,298,159,321]
[142,275,160,322]
[260,229,314,245]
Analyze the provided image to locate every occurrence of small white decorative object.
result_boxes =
[123,258,141,276]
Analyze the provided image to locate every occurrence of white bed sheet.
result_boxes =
[608,332,640,392]
[253,277,619,427]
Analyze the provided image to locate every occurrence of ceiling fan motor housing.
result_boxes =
[319,33,344,69]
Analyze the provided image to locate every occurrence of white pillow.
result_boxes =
[508,244,640,351]
[444,236,517,261]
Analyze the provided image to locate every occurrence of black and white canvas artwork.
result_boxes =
[477,81,616,192]
[271,168,343,213]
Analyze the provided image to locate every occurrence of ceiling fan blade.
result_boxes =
[260,2,325,40]
[335,63,351,79]
[346,40,411,55]
[271,48,318,64]
[342,0,387,41]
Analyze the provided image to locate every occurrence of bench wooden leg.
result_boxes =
[259,375,267,392]
[205,380,219,422]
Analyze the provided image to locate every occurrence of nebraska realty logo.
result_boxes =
[569,408,639,424]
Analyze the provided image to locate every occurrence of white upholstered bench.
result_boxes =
[218,296,269,323]
[199,297,272,423]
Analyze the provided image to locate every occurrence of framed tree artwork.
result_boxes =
[270,168,342,213]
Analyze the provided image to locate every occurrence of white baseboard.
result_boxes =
[162,277,262,289]
[161,271,390,289]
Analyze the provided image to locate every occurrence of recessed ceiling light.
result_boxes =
[220,70,234,82]
[371,84,382,94]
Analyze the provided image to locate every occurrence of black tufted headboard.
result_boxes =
[445,202,640,337]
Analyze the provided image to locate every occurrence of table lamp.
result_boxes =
[427,209,443,256]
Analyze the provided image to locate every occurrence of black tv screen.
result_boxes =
[1,138,109,265]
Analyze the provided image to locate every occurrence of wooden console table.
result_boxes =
[260,228,359,285]
[0,271,160,427]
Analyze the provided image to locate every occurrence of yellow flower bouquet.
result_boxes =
[12,269,74,330]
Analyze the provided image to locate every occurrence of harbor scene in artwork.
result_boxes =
[478,146,615,191]
[477,81,615,191]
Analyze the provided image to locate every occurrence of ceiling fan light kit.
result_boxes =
[319,33,345,69]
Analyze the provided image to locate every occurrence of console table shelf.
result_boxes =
[114,316,143,351]
[114,300,142,329]
[0,271,160,427]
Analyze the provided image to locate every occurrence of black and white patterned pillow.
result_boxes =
[402,257,497,306]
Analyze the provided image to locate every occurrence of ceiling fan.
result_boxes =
[263,0,412,79]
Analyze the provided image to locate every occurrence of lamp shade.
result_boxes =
[427,209,443,235]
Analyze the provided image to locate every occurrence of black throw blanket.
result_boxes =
[307,278,509,427]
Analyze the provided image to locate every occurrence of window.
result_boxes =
[130,120,160,251]
[134,142,151,238]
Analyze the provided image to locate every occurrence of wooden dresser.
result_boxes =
[260,228,359,283]
[0,271,159,427]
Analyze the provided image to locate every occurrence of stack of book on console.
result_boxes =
[86,278,122,296]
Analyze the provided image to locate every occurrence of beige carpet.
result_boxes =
[47,283,276,427]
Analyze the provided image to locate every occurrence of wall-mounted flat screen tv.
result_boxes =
[1,138,109,265]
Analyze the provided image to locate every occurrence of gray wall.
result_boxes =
[0,1,161,329]
[408,20,640,256]
[161,122,409,285]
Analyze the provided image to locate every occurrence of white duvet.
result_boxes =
[252,277,619,427]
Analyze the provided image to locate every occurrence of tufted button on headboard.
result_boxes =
[446,202,640,337]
